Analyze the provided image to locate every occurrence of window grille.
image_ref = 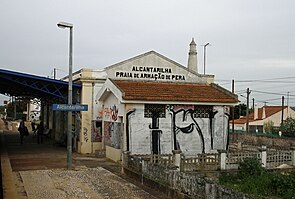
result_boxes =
[144,104,166,118]
[193,105,212,118]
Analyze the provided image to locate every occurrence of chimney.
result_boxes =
[187,38,198,73]
[262,106,266,119]
[254,107,259,120]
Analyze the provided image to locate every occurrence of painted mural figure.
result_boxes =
[149,111,162,154]
[169,106,205,154]
[168,105,230,155]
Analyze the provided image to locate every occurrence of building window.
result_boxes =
[193,105,212,118]
[144,104,166,118]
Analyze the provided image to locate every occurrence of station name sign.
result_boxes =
[52,104,88,111]
[115,66,186,81]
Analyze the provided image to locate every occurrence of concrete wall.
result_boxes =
[102,93,123,159]
[105,145,121,162]
[106,51,213,84]
[78,69,94,154]
[229,132,295,149]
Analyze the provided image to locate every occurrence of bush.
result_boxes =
[281,117,295,137]
[263,120,274,134]
[220,162,295,198]
[238,157,265,178]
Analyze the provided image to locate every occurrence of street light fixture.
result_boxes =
[203,43,210,75]
[57,21,73,29]
[57,21,73,170]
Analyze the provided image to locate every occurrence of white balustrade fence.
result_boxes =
[124,146,295,172]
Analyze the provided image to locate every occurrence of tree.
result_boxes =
[280,117,295,137]
[230,103,247,120]
[6,99,27,119]
[263,120,274,134]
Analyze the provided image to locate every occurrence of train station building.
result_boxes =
[0,39,238,162]
[72,39,238,161]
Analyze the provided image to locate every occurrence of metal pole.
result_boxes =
[13,96,17,119]
[54,68,56,79]
[67,27,73,170]
[231,79,235,133]
[252,98,255,110]
[58,21,74,170]
[246,88,250,133]
[203,43,209,75]
[281,96,284,125]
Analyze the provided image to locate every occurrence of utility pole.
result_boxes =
[13,96,16,119]
[231,79,235,132]
[252,98,255,111]
[287,92,290,115]
[246,88,251,133]
[54,68,56,79]
[281,96,285,125]
[203,43,210,75]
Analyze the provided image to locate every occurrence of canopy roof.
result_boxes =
[0,69,81,102]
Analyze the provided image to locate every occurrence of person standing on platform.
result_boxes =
[31,121,36,135]
[37,121,45,144]
[18,117,26,144]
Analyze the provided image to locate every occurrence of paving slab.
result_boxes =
[1,131,169,199]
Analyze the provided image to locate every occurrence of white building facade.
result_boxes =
[73,40,238,161]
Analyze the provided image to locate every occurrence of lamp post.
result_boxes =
[203,43,210,75]
[57,21,73,170]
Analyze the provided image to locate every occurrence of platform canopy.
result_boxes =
[0,69,81,102]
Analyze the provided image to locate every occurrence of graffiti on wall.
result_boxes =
[97,110,103,120]
[83,127,89,142]
[125,104,230,155]
[111,105,118,121]
[144,104,166,154]
[104,105,118,122]
[167,105,206,153]
[104,121,122,149]
[104,107,112,121]
[124,104,230,156]
[92,121,102,142]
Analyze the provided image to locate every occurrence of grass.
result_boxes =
[219,158,295,199]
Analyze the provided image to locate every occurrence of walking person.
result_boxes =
[37,121,45,144]
[31,121,37,136]
[18,117,26,144]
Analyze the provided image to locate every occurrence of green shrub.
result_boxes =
[281,117,295,137]
[219,159,295,198]
[238,157,265,178]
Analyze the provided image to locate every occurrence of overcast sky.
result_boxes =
[1,0,295,107]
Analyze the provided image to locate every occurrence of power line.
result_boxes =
[216,76,295,82]
[251,90,295,97]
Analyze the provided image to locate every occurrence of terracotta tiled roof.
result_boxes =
[232,106,287,124]
[261,106,287,118]
[233,116,253,124]
[112,80,238,103]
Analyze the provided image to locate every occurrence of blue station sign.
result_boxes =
[52,104,88,111]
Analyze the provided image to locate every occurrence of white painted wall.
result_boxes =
[212,106,229,150]
[126,105,229,156]
[93,83,104,120]
[106,52,213,83]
